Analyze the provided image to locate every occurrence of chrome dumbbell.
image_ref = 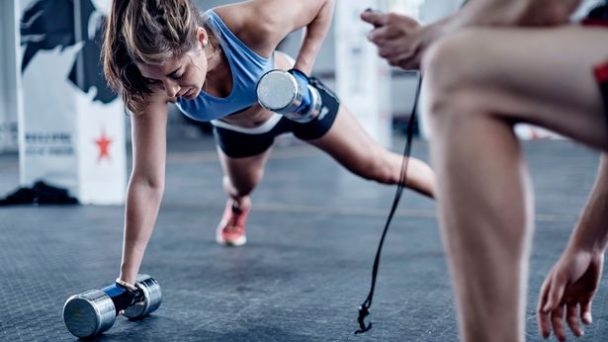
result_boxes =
[63,274,162,338]
[256,69,322,123]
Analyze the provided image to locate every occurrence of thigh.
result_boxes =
[306,105,388,170]
[217,145,273,188]
[288,76,389,170]
[433,26,608,149]
[213,121,285,186]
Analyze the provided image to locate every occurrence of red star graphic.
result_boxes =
[94,129,113,163]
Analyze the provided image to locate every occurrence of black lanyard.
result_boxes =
[355,74,423,334]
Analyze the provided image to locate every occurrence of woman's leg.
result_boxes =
[423,26,608,342]
[307,105,436,198]
[215,147,273,246]
[211,120,278,246]
[217,147,272,209]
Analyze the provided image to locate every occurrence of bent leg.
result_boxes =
[426,26,608,149]
[423,26,608,342]
[211,121,278,246]
[308,105,436,198]
[217,147,272,210]
[214,147,272,246]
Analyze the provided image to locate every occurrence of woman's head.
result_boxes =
[103,0,210,112]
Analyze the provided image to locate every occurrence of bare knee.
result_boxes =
[356,154,397,184]
[422,30,493,130]
[223,168,264,198]
[423,29,491,92]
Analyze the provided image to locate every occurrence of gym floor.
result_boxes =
[1,134,607,341]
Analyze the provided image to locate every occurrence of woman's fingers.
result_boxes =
[551,305,567,342]
[580,299,593,325]
[538,279,552,338]
[566,302,583,337]
[360,10,387,27]
[544,275,566,312]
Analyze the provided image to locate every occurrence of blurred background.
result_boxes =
[0,0,603,209]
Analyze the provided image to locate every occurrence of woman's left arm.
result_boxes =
[290,0,334,74]
[249,0,335,74]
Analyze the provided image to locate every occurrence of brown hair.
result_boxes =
[102,0,204,112]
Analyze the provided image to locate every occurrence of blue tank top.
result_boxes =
[176,10,275,121]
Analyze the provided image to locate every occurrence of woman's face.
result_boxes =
[137,28,209,100]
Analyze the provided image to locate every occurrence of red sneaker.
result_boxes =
[216,201,249,246]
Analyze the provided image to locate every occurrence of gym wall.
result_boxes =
[0,0,20,153]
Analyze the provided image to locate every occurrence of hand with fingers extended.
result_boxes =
[360,9,438,70]
[537,248,604,341]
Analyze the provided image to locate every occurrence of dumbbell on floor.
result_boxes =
[63,274,162,338]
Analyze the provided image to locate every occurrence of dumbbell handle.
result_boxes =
[287,69,315,114]
[101,283,141,314]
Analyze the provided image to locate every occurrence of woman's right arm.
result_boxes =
[119,97,168,285]
[537,154,608,339]
[567,154,608,253]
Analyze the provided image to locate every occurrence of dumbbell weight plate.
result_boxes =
[63,289,117,338]
[257,70,302,112]
[123,274,162,319]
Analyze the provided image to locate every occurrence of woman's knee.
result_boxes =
[223,169,264,197]
[422,30,496,128]
[354,153,398,184]
[423,29,493,88]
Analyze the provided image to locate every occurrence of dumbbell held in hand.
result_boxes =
[256,69,322,123]
[63,274,162,338]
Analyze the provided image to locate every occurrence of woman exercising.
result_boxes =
[102,0,436,287]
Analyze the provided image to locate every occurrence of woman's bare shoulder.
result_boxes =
[211,2,293,57]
